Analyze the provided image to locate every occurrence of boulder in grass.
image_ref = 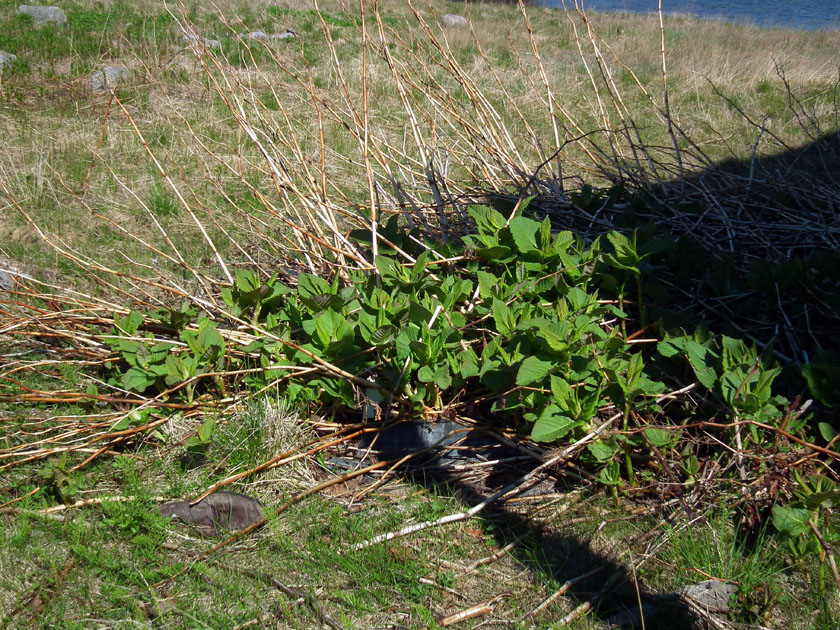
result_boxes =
[183,32,220,51]
[0,269,16,291]
[90,65,128,92]
[270,30,295,41]
[680,580,738,613]
[442,14,468,28]
[243,30,295,42]
[159,491,264,536]
[0,51,16,72]
[243,30,269,41]
[17,4,67,25]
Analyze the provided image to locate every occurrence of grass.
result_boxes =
[0,0,837,286]
[3,415,834,628]
[0,0,839,628]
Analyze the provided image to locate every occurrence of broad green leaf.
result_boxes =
[818,422,838,443]
[370,325,396,347]
[658,337,718,391]
[110,416,134,431]
[184,435,210,454]
[530,406,575,443]
[460,358,479,379]
[477,271,499,300]
[681,453,700,476]
[539,216,552,252]
[552,231,575,255]
[803,352,840,408]
[122,367,154,393]
[418,366,435,383]
[433,364,452,390]
[491,298,514,335]
[599,460,622,485]
[644,427,675,449]
[409,302,434,327]
[410,251,429,283]
[135,343,152,370]
[657,340,681,358]
[803,491,840,510]
[197,417,215,442]
[509,216,541,255]
[115,310,144,336]
[475,246,512,261]
[578,386,602,422]
[626,352,643,388]
[516,356,554,386]
[468,204,506,235]
[550,375,572,406]
[565,287,589,312]
[234,268,260,293]
[606,231,641,271]
[537,320,572,354]
[771,504,811,537]
[375,255,409,285]
[297,274,332,299]
[588,437,618,462]
[395,326,420,361]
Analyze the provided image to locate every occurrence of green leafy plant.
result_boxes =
[772,472,840,592]
[37,452,80,504]
[184,417,217,456]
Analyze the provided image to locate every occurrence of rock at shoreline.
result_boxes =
[90,65,128,92]
[17,4,67,25]
[442,14,468,28]
[0,51,16,72]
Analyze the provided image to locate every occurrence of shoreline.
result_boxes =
[533,1,840,33]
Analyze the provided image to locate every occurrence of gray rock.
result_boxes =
[0,268,16,291]
[17,4,67,25]
[680,580,737,613]
[183,32,220,50]
[243,30,295,42]
[0,51,16,71]
[159,491,263,536]
[243,30,268,41]
[270,30,295,41]
[442,14,468,28]
[90,65,128,92]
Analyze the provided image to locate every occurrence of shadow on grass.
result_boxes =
[355,133,840,626]
[497,130,840,376]
[360,422,698,628]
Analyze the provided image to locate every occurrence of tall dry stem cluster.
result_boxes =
[137,0,711,282]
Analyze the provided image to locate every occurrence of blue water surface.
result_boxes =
[538,0,840,31]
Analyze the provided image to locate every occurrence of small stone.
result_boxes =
[0,51,16,71]
[0,268,16,291]
[159,492,263,536]
[90,65,128,92]
[243,30,268,41]
[680,580,737,613]
[183,32,220,50]
[17,4,67,25]
[442,14,468,28]
[269,30,295,40]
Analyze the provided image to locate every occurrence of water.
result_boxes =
[538,0,840,31]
